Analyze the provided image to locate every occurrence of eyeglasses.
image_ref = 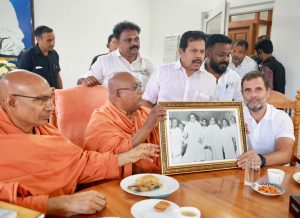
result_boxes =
[115,82,144,93]
[12,94,53,104]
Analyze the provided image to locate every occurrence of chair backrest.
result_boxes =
[267,90,300,166]
[52,85,108,147]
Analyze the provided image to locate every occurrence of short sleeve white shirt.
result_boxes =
[84,49,155,87]
[228,56,258,78]
[243,104,295,154]
[142,60,217,104]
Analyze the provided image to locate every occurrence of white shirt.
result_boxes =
[214,68,242,101]
[229,56,258,78]
[143,60,216,104]
[244,104,295,154]
[84,49,155,87]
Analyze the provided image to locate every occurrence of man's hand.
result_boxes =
[118,143,160,166]
[81,76,101,87]
[47,190,106,217]
[144,105,166,130]
[237,150,261,169]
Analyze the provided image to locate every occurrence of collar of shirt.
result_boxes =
[244,103,272,125]
[114,49,142,63]
[33,44,53,56]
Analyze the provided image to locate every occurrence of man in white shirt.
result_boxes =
[203,34,242,101]
[228,39,258,78]
[237,71,294,168]
[78,21,155,87]
[143,31,216,108]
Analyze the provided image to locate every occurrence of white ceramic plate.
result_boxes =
[131,199,180,218]
[293,172,300,183]
[251,182,285,197]
[120,173,179,198]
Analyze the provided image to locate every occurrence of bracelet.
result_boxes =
[258,154,266,167]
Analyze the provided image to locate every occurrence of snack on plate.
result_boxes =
[297,178,300,183]
[128,175,162,192]
[258,185,280,194]
[154,201,171,212]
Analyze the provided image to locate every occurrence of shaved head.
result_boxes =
[0,70,54,133]
[108,72,136,94]
[107,72,143,115]
[0,70,50,106]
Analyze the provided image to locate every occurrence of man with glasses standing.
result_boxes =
[84,72,166,177]
[78,21,155,88]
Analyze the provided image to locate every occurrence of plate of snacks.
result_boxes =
[131,199,179,218]
[292,172,300,183]
[120,173,179,198]
[251,182,285,197]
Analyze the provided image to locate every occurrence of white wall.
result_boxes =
[271,0,300,98]
[149,0,221,65]
[34,0,151,88]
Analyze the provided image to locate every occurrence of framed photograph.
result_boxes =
[159,101,247,175]
[0,0,34,61]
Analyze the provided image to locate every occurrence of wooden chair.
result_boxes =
[267,90,300,166]
[50,85,108,147]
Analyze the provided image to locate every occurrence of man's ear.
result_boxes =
[205,49,211,59]
[7,96,16,108]
[116,39,121,47]
[115,90,121,97]
[266,88,271,98]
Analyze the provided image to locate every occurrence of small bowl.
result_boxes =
[178,207,201,218]
[293,172,300,183]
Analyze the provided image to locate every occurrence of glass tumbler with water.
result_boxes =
[244,158,261,186]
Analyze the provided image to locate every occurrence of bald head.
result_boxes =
[0,70,54,133]
[107,72,143,114]
[108,72,137,94]
[0,70,50,105]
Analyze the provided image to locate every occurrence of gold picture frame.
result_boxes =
[159,101,247,175]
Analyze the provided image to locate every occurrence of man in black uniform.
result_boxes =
[17,26,63,89]
[255,38,285,94]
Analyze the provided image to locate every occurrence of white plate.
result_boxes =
[251,182,285,197]
[293,172,300,183]
[131,199,180,218]
[120,173,179,198]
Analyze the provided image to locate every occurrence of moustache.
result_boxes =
[192,59,203,64]
[129,45,139,50]
[220,61,229,66]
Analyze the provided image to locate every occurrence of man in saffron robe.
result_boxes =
[84,72,166,176]
[0,70,159,216]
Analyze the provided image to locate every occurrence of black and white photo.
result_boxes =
[159,101,247,175]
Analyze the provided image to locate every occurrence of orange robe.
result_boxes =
[83,102,161,177]
[0,108,120,213]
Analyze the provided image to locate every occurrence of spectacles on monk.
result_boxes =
[12,94,53,104]
[115,82,144,93]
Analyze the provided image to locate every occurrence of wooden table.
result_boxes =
[71,166,300,218]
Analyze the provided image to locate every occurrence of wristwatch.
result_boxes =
[258,154,266,167]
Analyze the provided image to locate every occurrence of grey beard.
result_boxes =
[246,102,266,112]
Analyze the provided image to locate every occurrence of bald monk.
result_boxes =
[0,70,159,216]
[83,72,166,176]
